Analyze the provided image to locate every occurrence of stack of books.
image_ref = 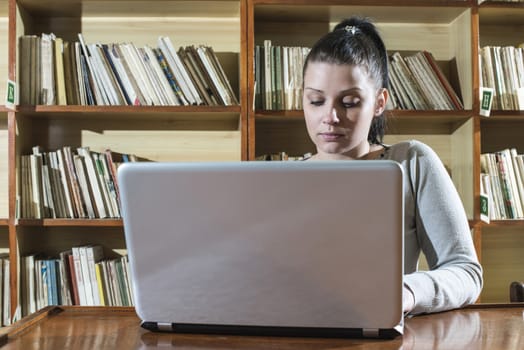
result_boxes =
[21,245,133,317]
[480,148,524,220]
[18,34,238,106]
[480,45,524,111]
[254,40,310,111]
[387,51,464,111]
[18,146,137,219]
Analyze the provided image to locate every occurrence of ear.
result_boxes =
[374,88,389,117]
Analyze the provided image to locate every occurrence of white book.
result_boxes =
[118,43,155,105]
[74,42,88,105]
[501,149,523,218]
[39,260,49,308]
[62,146,87,218]
[196,45,231,105]
[29,154,44,219]
[96,152,120,217]
[55,149,75,218]
[88,43,121,105]
[78,246,94,306]
[77,147,108,218]
[40,33,56,105]
[415,52,456,109]
[136,47,170,105]
[158,37,199,105]
[263,39,272,109]
[22,255,36,316]
[391,52,428,110]
[510,149,524,212]
[91,152,115,218]
[77,33,107,105]
[404,54,447,110]
[143,45,179,105]
[85,245,104,306]
[206,46,238,105]
[2,258,9,326]
[71,247,87,306]
[105,44,141,105]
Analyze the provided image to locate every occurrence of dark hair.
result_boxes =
[303,16,388,145]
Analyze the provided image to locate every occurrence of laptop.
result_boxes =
[118,160,404,339]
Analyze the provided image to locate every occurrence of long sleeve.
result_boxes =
[384,140,483,314]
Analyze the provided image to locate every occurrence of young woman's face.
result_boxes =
[302,62,387,159]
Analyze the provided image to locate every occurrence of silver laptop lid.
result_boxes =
[119,160,404,332]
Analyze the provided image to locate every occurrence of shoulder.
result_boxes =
[384,140,450,184]
[385,140,440,164]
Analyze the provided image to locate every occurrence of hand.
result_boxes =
[403,285,415,314]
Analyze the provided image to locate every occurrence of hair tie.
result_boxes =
[344,25,359,35]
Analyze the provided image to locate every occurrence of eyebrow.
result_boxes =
[303,87,363,94]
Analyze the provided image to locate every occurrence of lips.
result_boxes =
[319,132,344,141]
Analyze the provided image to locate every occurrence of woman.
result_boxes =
[302,16,483,315]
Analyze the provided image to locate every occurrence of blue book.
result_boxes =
[48,260,60,305]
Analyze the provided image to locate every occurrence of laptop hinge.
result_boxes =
[157,322,174,332]
[362,328,380,338]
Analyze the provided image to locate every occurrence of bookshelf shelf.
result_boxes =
[254,110,473,134]
[480,112,524,121]
[16,219,123,227]
[16,106,242,123]
[481,220,524,228]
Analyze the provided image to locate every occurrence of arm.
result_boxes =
[402,141,483,314]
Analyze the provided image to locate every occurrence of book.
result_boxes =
[54,37,67,105]
[71,247,87,306]
[40,33,56,105]
[58,250,73,306]
[62,146,87,218]
[67,253,80,305]
[76,147,108,218]
[73,154,96,219]
[85,245,104,306]
[158,36,202,105]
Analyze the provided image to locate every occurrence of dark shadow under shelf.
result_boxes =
[16,218,123,227]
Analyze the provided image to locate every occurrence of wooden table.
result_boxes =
[0,304,523,349]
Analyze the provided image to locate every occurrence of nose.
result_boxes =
[322,106,340,125]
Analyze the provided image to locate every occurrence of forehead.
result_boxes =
[303,61,375,89]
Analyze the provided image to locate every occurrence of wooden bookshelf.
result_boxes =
[0,0,523,322]
[478,1,524,302]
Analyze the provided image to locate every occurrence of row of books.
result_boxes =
[21,245,133,317]
[253,41,463,112]
[18,146,138,219]
[480,45,524,111]
[255,152,312,161]
[0,255,10,326]
[387,51,464,111]
[254,40,311,111]
[18,33,238,106]
[480,148,524,220]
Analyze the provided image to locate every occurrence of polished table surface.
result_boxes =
[0,304,523,349]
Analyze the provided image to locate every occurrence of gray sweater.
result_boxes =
[382,140,483,314]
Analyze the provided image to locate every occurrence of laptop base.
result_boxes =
[141,321,402,339]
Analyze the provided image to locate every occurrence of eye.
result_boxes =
[342,99,360,108]
[309,100,324,106]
